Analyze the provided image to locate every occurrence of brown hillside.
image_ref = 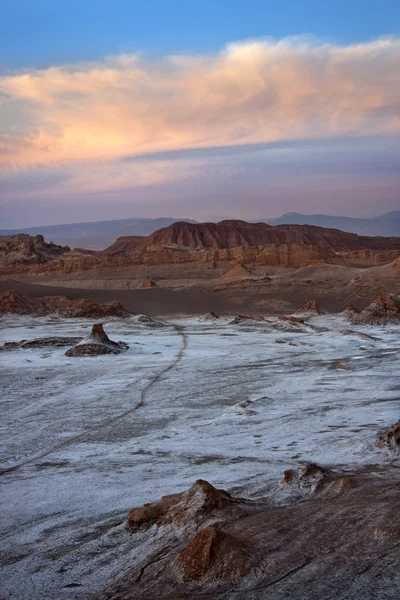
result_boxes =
[107,220,400,254]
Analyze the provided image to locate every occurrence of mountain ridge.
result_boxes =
[1,212,398,250]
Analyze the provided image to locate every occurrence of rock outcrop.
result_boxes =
[343,304,359,314]
[2,337,82,351]
[201,312,219,321]
[376,420,400,454]
[128,479,251,533]
[102,468,400,599]
[141,279,158,288]
[230,314,268,325]
[349,295,400,325]
[0,290,129,318]
[65,324,128,356]
[221,262,250,279]
[0,234,69,265]
[297,299,323,316]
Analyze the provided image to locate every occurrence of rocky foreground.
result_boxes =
[1,309,399,600]
[98,458,400,600]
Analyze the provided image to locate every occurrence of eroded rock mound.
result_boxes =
[230,314,268,325]
[297,299,323,316]
[65,324,128,356]
[176,525,254,582]
[141,279,158,288]
[343,304,359,314]
[128,479,250,534]
[283,462,332,495]
[349,295,400,325]
[131,314,165,327]
[222,263,250,279]
[376,420,400,454]
[0,290,129,318]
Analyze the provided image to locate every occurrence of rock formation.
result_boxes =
[296,299,323,316]
[141,279,158,288]
[131,314,165,327]
[0,234,69,265]
[201,312,219,321]
[221,262,251,279]
[128,479,251,533]
[343,304,359,314]
[376,420,400,454]
[229,314,268,325]
[1,337,82,351]
[138,220,400,252]
[101,467,400,599]
[65,324,128,356]
[0,290,129,318]
[349,295,400,325]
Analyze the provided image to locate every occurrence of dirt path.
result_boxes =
[0,323,188,476]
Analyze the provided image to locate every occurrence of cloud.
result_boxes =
[0,36,399,171]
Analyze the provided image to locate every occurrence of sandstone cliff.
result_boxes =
[110,220,400,253]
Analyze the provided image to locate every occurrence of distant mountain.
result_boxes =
[0,218,197,250]
[105,220,400,254]
[261,211,400,237]
[1,211,398,251]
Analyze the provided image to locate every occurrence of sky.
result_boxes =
[0,1,399,228]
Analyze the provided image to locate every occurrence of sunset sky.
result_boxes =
[1,1,399,228]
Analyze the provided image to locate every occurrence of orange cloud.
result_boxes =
[1,37,399,170]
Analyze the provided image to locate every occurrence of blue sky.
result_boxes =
[0,1,399,227]
[1,0,399,70]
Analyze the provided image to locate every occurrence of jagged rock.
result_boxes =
[107,469,400,599]
[128,480,249,534]
[65,324,128,357]
[283,462,332,495]
[297,300,323,315]
[0,289,129,318]
[0,234,69,265]
[229,314,267,325]
[376,420,400,454]
[349,295,400,325]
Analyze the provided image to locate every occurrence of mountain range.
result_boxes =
[1,212,398,250]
